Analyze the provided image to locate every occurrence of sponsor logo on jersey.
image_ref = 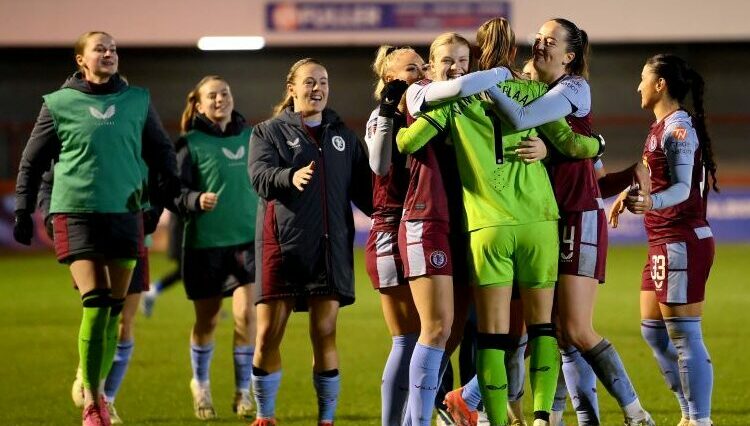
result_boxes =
[89,105,116,120]
[672,127,687,141]
[286,137,301,149]
[648,134,659,152]
[429,250,447,268]
[561,78,580,95]
[332,135,346,152]
[222,146,245,160]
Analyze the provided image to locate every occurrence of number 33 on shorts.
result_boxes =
[650,254,666,289]
[641,238,714,304]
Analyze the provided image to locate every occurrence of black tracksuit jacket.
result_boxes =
[249,107,372,308]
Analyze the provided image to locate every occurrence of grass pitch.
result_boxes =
[0,245,748,425]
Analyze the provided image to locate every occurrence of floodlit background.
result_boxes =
[0,1,748,425]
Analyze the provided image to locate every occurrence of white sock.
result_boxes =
[549,410,564,426]
[507,399,524,421]
[622,399,646,420]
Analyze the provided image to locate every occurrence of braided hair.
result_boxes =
[646,54,719,192]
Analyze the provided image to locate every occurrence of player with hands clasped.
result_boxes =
[616,54,718,426]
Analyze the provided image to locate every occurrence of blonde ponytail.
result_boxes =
[371,45,415,101]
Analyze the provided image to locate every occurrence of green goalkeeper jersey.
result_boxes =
[397,79,600,231]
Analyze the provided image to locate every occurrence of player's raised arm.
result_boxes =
[490,74,589,131]
[486,84,601,159]
[395,110,446,154]
[366,79,408,175]
[416,66,512,108]
[536,116,602,159]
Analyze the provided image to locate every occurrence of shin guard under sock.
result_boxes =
[528,323,560,421]
[79,289,111,392]
[476,333,512,425]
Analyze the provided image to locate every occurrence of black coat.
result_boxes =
[249,107,372,308]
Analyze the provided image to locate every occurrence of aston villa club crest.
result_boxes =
[648,135,658,152]
[332,136,346,152]
[430,250,447,268]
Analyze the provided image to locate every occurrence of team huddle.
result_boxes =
[13,14,718,426]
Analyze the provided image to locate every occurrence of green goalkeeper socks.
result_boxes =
[100,298,125,380]
[79,290,111,391]
[528,324,561,418]
[477,333,514,426]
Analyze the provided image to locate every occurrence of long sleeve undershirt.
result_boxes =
[651,163,693,209]
[367,69,512,176]
[492,88,574,130]
[364,113,395,176]
[406,67,512,114]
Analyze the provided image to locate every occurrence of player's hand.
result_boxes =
[625,188,652,214]
[379,79,409,118]
[293,161,316,191]
[608,189,628,228]
[633,162,651,194]
[13,212,33,245]
[516,137,547,163]
[199,192,218,211]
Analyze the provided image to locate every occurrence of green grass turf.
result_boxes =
[0,244,748,425]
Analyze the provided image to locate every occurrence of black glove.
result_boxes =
[378,79,409,118]
[142,208,162,235]
[13,212,33,246]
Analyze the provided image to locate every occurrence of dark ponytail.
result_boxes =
[688,69,719,192]
[553,18,589,79]
[646,54,719,192]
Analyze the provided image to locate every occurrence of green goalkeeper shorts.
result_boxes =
[469,220,558,288]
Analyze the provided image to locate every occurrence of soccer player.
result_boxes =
[445,58,546,426]
[38,157,162,425]
[173,75,257,421]
[13,31,180,426]
[487,18,653,426]
[401,32,520,426]
[365,45,422,426]
[248,58,372,426]
[450,57,543,426]
[397,18,604,426]
[367,41,513,426]
[614,54,718,426]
